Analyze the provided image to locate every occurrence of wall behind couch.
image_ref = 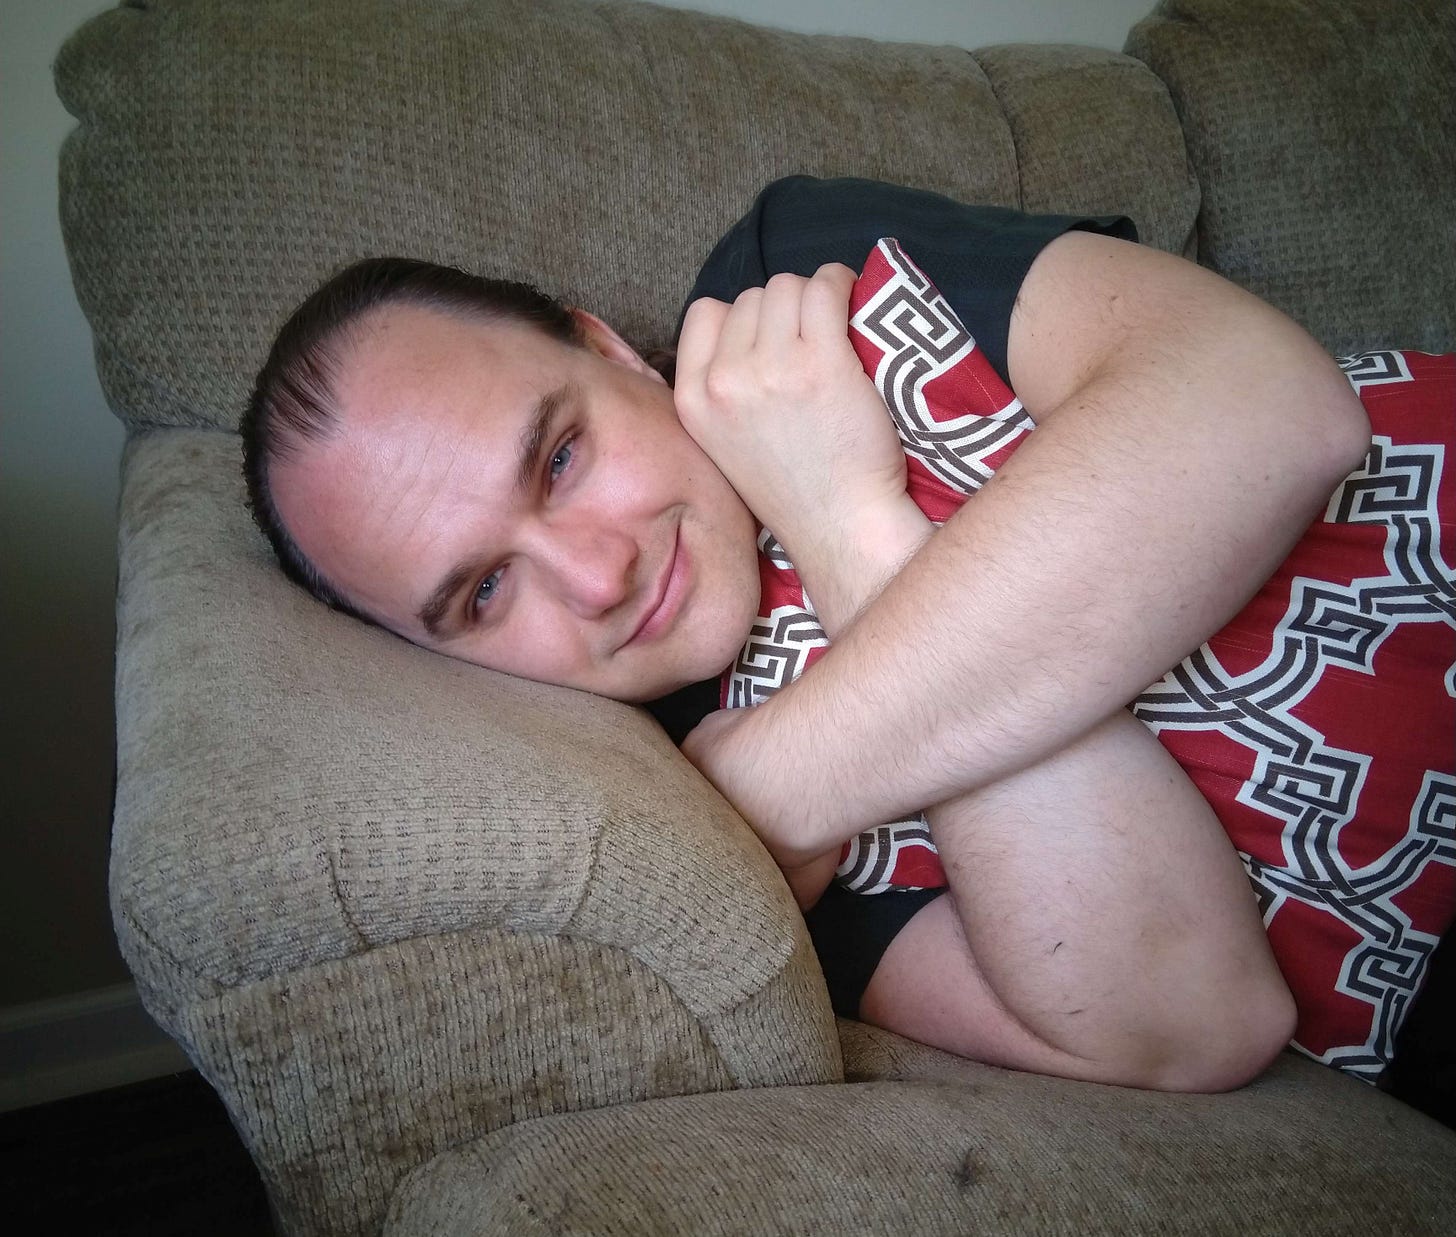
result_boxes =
[671,0,1153,46]
[2,0,122,1012]
[0,0,1151,1054]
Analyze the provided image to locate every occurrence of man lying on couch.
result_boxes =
[239,177,1373,1093]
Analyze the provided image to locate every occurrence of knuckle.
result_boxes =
[672,388,705,430]
[702,363,743,406]
[681,296,722,331]
[765,271,804,293]
[676,301,720,353]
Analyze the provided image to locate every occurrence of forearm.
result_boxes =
[740,323,1368,852]
[787,491,933,640]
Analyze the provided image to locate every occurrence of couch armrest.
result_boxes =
[111,428,840,1234]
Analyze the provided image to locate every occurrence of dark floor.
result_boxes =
[2,1069,275,1237]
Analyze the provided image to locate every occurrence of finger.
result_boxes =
[675,296,730,388]
[757,271,807,346]
[799,263,857,344]
[714,285,765,360]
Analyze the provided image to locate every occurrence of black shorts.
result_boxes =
[802,883,948,1018]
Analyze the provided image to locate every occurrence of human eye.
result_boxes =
[548,434,577,483]
[472,566,505,617]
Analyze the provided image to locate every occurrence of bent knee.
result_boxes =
[1136,981,1298,1094]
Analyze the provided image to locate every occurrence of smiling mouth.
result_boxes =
[624,526,687,648]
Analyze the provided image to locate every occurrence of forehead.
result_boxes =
[334,301,560,424]
[269,304,570,623]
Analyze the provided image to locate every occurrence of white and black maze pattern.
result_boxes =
[756,526,794,572]
[1338,348,1414,389]
[727,606,826,708]
[729,530,823,706]
[851,239,1034,495]
[838,818,937,892]
[726,596,938,887]
[1324,770,1456,1077]
[1327,437,1456,692]
[1133,354,1456,1078]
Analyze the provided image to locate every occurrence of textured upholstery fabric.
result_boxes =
[112,429,823,1024]
[972,43,1200,259]
[111,428,839,1233]
[55,0,1192,432]
[181,928,775,1236]
[1126,0,1456,353]
[385,1048,1456,1235]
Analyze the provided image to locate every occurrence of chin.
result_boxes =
[694,598,760,679]
[621,676,698,705]
[617,621,747,706]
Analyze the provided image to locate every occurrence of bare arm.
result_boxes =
[696,684,1295,1090]
[674,240,1354,1086]
[676,233,1370,861]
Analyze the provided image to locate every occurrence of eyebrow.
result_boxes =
[415,383,573,638]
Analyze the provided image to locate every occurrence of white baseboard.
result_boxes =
[0,981,192,1112]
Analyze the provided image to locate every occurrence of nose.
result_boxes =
[536,515,639,618]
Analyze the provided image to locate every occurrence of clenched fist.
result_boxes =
[674,264,929,634]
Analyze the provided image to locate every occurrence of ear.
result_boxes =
[570,308,667,385]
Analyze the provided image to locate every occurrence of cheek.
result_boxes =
[589,433,667,512]
[628,396,718,484]
[694,506,763,656]
[455,608,590,685]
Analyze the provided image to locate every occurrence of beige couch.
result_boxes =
[56,0,1455,1232]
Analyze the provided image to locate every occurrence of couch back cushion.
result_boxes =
[55,0,1195,432]
[1127,0,1455,354]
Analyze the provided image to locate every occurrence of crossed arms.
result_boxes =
[671,231,1371,1090]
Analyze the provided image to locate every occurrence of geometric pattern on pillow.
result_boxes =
[1133,348,1455,1081]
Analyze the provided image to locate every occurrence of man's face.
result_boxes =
[270,303,761,702]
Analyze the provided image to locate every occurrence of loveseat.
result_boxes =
[56,0,1456,1232]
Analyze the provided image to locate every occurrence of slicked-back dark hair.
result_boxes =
[240,257,585,622]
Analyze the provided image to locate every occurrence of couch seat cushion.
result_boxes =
[385,1041,1456,1235]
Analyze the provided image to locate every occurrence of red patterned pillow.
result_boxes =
[721,238,1456,1080]
[1136,347,1455,1080]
